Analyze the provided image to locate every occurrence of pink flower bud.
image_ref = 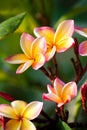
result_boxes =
[81,82,87,102]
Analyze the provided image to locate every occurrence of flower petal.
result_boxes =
[32,53,45,70]
[61,82,77,102]
[45,46,56,61]
[79,41,87,56]
[34,26,55,44]
[31,37,47,56]
[56,37,74,52]
[54,78,65,96]
[23,101,43,120]
[42,93,61,103]
[54,20,74,42]
[11,100,27,116]
[0,104,17,119]
[16,60,34,74]
[21,119,36,130]
[5,54,29,64]
[47,84,55,93]
[57,102,65,107]
[5,119,21,130]
[43,84,61,103]
[20,33,34,57]
[75,26,87,37]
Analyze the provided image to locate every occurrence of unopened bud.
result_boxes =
[81,82,87,111]
[81,82,87,101]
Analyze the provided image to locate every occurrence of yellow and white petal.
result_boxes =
[79,41,87,56]
[54,20,74,42]
[11,100,27,116]
[54,78,65,96]
[5,54,29,64]
[31,37,47,56]
[5,119,21,130]
[45,46,56,61]
[34,26,55,43]
[23,101,43,120]
[20,33,34,57]
[61,82,77,102]
[75,26,87,38]
[21,119,36,130]
[32,53,45,70]
[16,60,34,74]
[0,104,17,119]
[56,37,74,52]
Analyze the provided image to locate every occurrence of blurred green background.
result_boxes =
[0,0,87,128]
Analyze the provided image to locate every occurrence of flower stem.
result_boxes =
[55,106,68,122]
[40,66,54,83]
[71,38,87,83]
[52,54,58,78]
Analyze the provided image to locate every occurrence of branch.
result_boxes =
[52,54,58,77]
[71,38,87,83]
[40,66,54,83]
[68,122,87,128]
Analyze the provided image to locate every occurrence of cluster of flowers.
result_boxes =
[0,20,87,130]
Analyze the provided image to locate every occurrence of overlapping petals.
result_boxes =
[34,20,74,61]
[0,100,43,130]
[79,41,87,56]
[5,33,47,74]
[42,78,77,107]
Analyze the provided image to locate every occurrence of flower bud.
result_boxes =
[81,82,87,102]
[81,82,87,111]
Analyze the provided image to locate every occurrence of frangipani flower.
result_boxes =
[5,33,47,74]
[79,41,87,56]
[0,100,43,130]
[34,20,74,61]
[75,26,87,38]
[42,78,77,107]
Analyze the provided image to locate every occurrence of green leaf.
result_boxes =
[0,12,26,39]
[0,97,10,104]
[57,120,72,130]
[61,121,71,130]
